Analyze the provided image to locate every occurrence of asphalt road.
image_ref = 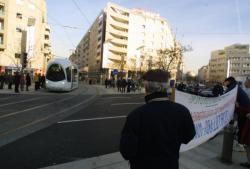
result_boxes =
[0,92,144,169]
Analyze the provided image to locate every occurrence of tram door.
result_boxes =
[71,66,79,89]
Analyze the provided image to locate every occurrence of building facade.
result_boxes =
[198,65,209,83]
[0,0,52,74]
[209,44,250,82]
[70,2,179,83]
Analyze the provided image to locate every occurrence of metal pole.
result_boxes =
[221,123,235,163]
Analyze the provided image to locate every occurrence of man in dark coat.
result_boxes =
[26,73,31,91]
[224,77,250,168]
[13,72,21,93]
[120,69,196,169]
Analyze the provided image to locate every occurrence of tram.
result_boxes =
[46,58,79,91]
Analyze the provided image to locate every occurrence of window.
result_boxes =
[16,13,22,19]
[0,20,4,30]
[66,67,71,82]
[0,5,4,15]
[72,68,78,82]
[46,64,65,81]
[0,34,3,44]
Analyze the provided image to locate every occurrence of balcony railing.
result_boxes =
[109,45,127,53]
[108,17,128,29]
[109,27,128,37]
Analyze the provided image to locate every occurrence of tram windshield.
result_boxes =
[46,64,65,82]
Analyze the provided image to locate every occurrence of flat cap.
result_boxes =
[142,69,170,82]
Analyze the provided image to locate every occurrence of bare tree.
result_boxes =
[156,39,183,73]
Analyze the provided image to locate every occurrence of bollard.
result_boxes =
[169,88,175,102]
[221,123,235,163]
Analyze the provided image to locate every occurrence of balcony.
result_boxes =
[107,52,122,62]
[44,39,50,45]
[109,26,128,37]
[110,37,127,45]
[109,7,129,21]
[45,30,50,36]
[109,44,127,53]
[44,48,50,54]
[108,17,128,29]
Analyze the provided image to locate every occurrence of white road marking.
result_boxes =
[0,97,12,100]
[0,97,43,108]
[0,95,76,119]
[57,115,127,124]
[0,94,97,139]
[100,97,131,99]
[111,102,144,106]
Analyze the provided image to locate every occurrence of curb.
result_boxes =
[40,152,128,169]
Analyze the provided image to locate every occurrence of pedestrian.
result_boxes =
[212,82,224,97]
[38,73,41,89]
[120,69,196,169]
[224,77,250,159]
[127,79,131,93]
[105,78,108,88]
[121,79,127,93]
[41,74,45,88]
[20,73,25,91]
[237,76,250,168]
[13,72,21,93]
[34,73,39,90]
[7,73,13,89]
[0,72,5,89]
[117,78,122,92]
[26,73,31,91]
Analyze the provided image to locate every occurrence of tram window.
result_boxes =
[66,67,71,82]
[46,64,65,81]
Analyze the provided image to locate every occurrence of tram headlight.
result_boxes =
[62,81,65,85]
[46,80,48,84]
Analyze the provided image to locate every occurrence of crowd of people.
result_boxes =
[0,72,45,93]
[104,78,142,93]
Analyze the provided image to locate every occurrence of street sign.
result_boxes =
[113,69,118,75]
[170,80,175,88]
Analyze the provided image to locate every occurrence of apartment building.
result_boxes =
[209,44,250,82]
[70,2,178,83]
[0,0,52,74]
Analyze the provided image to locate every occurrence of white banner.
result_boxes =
[26,26,35,59]
[175,86,238,152]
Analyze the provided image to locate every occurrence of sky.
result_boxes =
[46,0,250,73]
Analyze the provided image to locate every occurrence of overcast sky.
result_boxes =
[46,0,250,73]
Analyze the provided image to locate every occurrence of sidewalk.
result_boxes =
[41,134,247,169]
[92,84,145,95]
[0,84,45,95]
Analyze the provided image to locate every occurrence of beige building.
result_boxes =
[0,0,52,74]
[209,44,250,82]
[70,2,179,83]
[198,65,209,83]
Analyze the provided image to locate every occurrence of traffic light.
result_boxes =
[22,53,28,68]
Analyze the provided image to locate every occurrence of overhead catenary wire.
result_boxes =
[71,0,91,26]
